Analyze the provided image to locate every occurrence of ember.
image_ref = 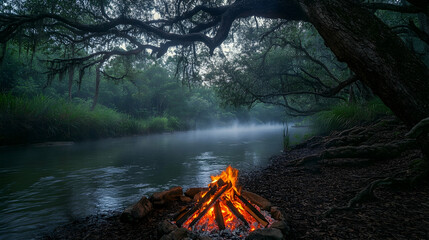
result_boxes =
[174,166,274,234]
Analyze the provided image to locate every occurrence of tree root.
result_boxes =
[406,116,429,139]
[326,118,405,148]
[324,168,429,217]
[336,126,366,137]
[321,139,416,160]
[295,139,416,167]
[320,117,429,217]
[324,134,370,148]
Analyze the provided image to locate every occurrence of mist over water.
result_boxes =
[0,123,309,239]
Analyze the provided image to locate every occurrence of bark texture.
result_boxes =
[296,0,429,126]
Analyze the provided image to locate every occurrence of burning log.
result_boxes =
[224,199,249,228]
[235,191,269,227]
[189,182,232,228]
[214,201,225,230]
[173,206,190,224]
[175,179,225,227]
[173,166,274,234]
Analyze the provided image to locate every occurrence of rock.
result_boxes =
[242,190,272,211]
[158,220,178,235]
[193,191,204,202]
[120,196,152,222]
[160,228,190,240]
[270,221,290,235]
[270,207,285,221]
[245,228,283,240]
[151,186,183,206]
[180,196,192,203]
[184,187,208,198]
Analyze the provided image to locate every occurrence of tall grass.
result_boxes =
[283,123,290,152]
[0,94,182,145]
[312,98,392,135]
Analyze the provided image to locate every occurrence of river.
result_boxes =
[0,123,309,239]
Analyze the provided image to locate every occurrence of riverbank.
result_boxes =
[0,94,183,146]
[40,117,429,239]
[241,116,429,239]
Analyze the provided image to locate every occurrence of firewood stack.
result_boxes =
[173,166,271,232]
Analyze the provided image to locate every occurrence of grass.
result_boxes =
[283,124,290,152]
[311,98,392,135]
[0,94,182,145]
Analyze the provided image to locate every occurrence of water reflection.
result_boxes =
[0,124,309,239]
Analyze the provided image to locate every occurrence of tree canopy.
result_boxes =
[1,0,428,125]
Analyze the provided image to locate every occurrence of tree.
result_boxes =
[0,0,428,126]
[208,21,359,116]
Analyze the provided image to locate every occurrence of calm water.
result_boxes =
[0,124,308,239]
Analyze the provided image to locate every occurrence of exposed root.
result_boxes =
[320,158,373,167]
[296,139,417,167]
[325,118,405,148]
[406,116,429,139]
[321,139,416,160]
[324,134,369,148]
[295,154,320,166]
[336,126,366,137]
[324,168,429,217]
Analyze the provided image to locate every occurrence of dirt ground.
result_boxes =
[42,117,429,240]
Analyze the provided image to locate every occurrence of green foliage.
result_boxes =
[0,34,288,145]
[311,98,392,135]
[0,94,185,144]
[145,117,169,133]
[208,22,351,116]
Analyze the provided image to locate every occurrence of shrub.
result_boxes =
[312,98,392,135]
[0,94,149,144]
[146,117,169,132]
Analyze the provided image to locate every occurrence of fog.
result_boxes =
[0,123,309,239]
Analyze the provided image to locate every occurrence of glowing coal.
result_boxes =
[174,166,274,235]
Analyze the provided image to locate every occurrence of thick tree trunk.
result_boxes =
[296,0,429,127]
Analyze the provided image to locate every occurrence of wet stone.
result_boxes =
[193,191,205,202]
[185,188,208,198]
[180,196,192,203]
[270,207,285,221]
[270,221,290,235]
[158,220,178,235]
[160,227,190,240]
[151,186,183,206]
[120,196,152,222]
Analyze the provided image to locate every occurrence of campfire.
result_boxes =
[174,166,274,234]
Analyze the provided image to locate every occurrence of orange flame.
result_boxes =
[210,165,241,193]
[182,166,270,233]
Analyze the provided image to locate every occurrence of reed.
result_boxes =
[0,94,182,145]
